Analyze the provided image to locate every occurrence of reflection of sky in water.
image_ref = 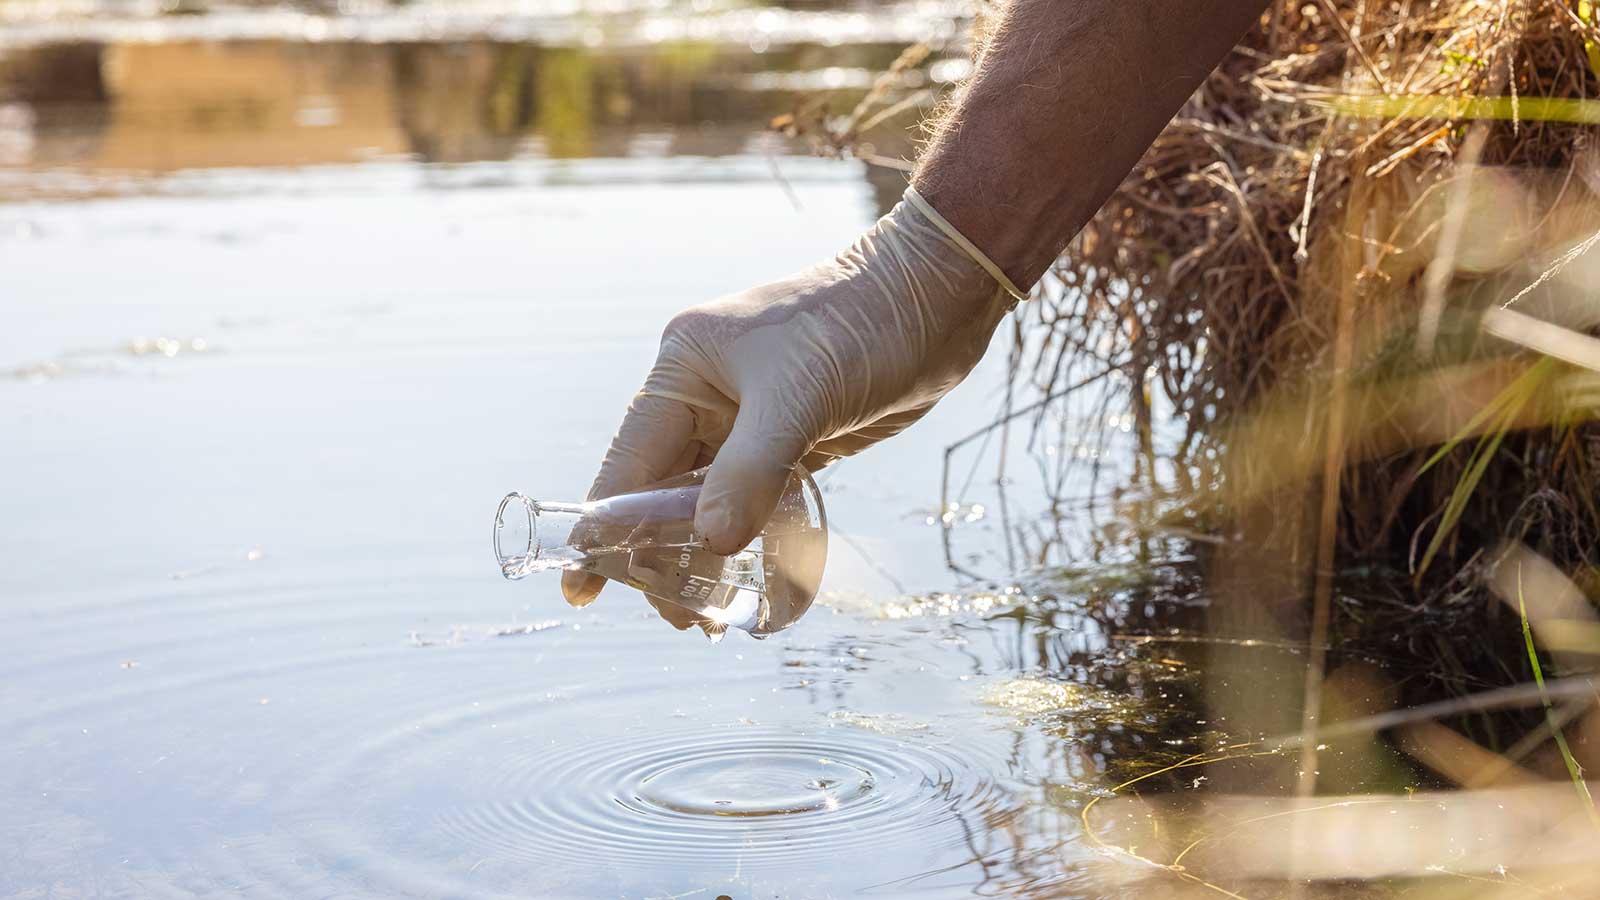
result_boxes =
[1,0,970,51]
[0,25,1209,899]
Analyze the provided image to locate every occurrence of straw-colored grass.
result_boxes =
[1011,0,1600,567]
[787,2,1600,888]
[798,1,1600,891]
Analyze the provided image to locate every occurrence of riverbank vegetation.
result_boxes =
[806,0,1600,891]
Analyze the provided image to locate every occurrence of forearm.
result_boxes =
[912,0,1271,288]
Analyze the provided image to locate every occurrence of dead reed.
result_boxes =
[1017,2,1600,891]
[797,0,1600,891]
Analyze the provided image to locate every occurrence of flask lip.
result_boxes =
[494,492,538,578]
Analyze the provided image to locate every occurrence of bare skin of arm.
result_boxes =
[914,0,1272,289]
[564,0,1273,611]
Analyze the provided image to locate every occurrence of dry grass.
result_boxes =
[1010,3,1600,891]
[1022,0,1600,563]
[790,1,1600,892]
[787,2,1600,890]
[980,0,1600,713]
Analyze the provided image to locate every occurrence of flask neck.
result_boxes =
[495,494,588,579]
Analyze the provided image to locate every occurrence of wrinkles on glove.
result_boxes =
[572,191,1017,605]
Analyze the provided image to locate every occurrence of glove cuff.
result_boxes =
[903,187,1029,303]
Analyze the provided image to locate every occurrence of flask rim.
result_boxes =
[494,492,538,575]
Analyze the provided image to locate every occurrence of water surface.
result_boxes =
[1,26,1205,899]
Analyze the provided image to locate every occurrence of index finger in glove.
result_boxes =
[560,390,699,607]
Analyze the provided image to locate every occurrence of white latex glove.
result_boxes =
[562,189,1023,607]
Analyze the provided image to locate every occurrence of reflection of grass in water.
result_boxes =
[487,44,538,136]
[1050,551,1600,893]
[1026,560,1177,597]
[987,563,1241,786]
[1078,740,1295,899]
[537,48,594,158]
[656,40,721,77]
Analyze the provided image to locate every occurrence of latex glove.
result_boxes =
[562,189,1023,607]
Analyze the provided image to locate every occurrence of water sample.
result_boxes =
[494,466,827,638]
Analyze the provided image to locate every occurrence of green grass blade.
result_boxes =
[1518,567,1600,832]
[1418,403,1516,576]
[1419,359,1552,475]
[1417,360,1554,576]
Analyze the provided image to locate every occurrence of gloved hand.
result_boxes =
[562,189,1023,608]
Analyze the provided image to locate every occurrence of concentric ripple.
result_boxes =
[5,562,1038,896]
[433,724,1005,870]
[627,749,875,817]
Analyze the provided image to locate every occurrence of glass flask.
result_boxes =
[493,466,827,638]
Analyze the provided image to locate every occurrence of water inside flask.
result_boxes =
[493,466,827,639]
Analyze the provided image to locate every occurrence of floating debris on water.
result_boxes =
[983,678,1088,717]
[825,710,931,735]
[981,676,1125,722]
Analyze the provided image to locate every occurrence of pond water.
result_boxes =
[2,22,1233,899]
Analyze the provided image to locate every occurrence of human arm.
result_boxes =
[913,0,1273,287]
[563,0,1272,609]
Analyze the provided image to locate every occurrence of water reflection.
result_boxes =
[0,25,1334,900]
[0,36,926,207]
[0,532,1232,896]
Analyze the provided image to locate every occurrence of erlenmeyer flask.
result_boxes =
[493,466,827,638]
